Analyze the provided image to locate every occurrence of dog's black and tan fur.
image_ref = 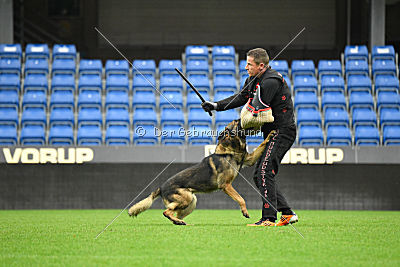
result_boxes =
[128,120,275,225]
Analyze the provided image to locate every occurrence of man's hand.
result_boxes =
[201,101,217,113]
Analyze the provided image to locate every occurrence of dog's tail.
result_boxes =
[128,188,161,217]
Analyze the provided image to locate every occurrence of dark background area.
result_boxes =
[1,163,399,210]
[12,0,400,62]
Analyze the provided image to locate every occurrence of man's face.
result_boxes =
[245,56,264,77]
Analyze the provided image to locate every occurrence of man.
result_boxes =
[201,48,298,226]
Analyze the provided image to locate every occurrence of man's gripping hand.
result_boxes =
[201,101,217,112]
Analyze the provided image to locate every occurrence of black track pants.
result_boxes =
[253,126,296,221]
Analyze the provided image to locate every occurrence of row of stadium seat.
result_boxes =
[1,122,399,146]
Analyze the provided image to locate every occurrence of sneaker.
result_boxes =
[276,213,298,226]
[247,218,277,227]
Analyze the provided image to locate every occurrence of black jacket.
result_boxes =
[216,66,296,132]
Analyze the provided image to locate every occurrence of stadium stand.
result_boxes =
[0,43,399,147]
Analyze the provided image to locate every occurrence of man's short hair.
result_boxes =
[247,48,269,66]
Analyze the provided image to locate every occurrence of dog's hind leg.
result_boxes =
[177,194,197,220]
[163,205,186,225]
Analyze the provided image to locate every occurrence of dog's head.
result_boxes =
[216,120,247,152]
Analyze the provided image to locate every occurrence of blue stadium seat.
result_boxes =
[0,125,17,145]
[372,60,397,79]
[371,45,395,62]
[291,60,315,78]
[324,107,350,128]
[25,44,49,60]
[77,90,102,109]
[132,90,156,109]
[293,75,318,94]
[21,107,46,128]
[326,125,352,146]
[22,90,47,110]
[105,90,129,110]
[49,107,74,127]
[214,91,233,102]
[0,44,22,60]
[132,107,158,127]
[77,124,102,145]
[25,58,49,76]
[380,108,400,129]
[0,90,19,109]
[105,107,130,127]
[52,58,76,76]
[213,74,237,93]
[187,90,210,109]
[48,124,74,145]
[159,74,183,92]
[20,125,46,145]
[374,75,399,94]
[321,91,347,111]
[188,125,214,145]
[105,74,129,92]
[348,91,374,112]
[0,74,20,92]
[185,45,209,61]
[354,125,380,146]
[270,60,289,76]
[383,125,400,145]
[215,109,239,129]
[161,124,185,145]
[79,59,103,76]
[240,74,249,89]
[345,59,369,79]
[105,125,130,146]
[105,60,129,77]
[133,124,158,146]
[188,107,212,127]
[50,90,74,110]
[24,74,48,93]
[239,60,247,76]
[212,45,235,61]
[318,60,342,79]
[187,74,210,91]
[352,108,377,128]
[0,107,18,127]
[296,107,322,127]
[376,91,400,113]
[52,44,77,60]
[78,74,102,93]
[298,125,324,146]
[77,107,103,127]
[160,108,185,127]
[320,75,345,93]
[347,75,372,94]
[159,90,183,109]
[294,91,319,111]
[51,74,75,93]
[212,59,236,76]
[132,59,156,76]
[132,74,156,92]
[0,58,21,76]
[186,59,209,76]
[344,45,368,62]
[159,59,182,77]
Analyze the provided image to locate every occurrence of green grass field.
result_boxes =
[1,209,399,266]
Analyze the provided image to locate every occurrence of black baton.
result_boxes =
[175,68,212,116]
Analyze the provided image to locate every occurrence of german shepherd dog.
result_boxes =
[128,120,275,225]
